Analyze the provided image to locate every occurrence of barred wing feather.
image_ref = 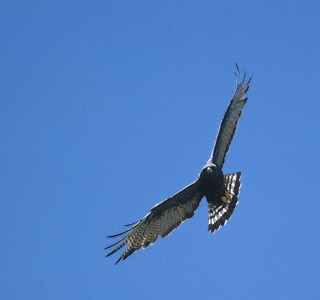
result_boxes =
[106,180,203,264]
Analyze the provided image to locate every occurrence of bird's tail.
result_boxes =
[208,172,241,233]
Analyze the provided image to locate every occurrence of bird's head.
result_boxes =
[199,163,223,184]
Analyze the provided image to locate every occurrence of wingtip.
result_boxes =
[106,225,135,238]
[115,257,122,265]
[234,64,252,88]
[124,221,138,227]
[242,72,247,85]
[107,232,126,238]
[234,63,243,85]
[105,252,122,265]
[105,247,118,258]
[235,63,240,73]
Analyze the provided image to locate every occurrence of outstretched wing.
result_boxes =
[105,180,204,264]
[209,65,251,168]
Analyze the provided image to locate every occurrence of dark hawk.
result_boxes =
[106,65,252,264]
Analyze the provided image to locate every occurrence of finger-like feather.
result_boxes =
[209,65,251,168]
[105,180,203,264]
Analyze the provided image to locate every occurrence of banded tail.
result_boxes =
[208,172,241,233]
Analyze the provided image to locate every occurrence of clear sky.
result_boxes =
[1,1,320,299]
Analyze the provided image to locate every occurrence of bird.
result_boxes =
[105,65,251,264]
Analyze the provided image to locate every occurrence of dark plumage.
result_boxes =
[106,65,251,264]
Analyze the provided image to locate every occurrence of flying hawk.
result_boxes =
[106,65,251,264]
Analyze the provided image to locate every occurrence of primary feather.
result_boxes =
[210,65,251,168]
[106,181,203,264]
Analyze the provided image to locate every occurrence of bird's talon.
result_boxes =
[221,196,229,203]
[225,191,232,200]
[221,191,232,203]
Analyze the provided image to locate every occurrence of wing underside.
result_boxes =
[105,180,203,264]
[210,65,251,168]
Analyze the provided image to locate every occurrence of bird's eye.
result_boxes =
[207,167,213,173]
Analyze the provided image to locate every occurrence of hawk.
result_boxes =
[106,65,251,264]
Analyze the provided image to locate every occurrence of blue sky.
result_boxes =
[1,1,320,299]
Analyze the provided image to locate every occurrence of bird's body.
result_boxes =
[106,65,251,264]
[199,163,224,195]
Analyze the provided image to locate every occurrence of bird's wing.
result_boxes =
[209,65,251,168]
[105,180,203,264]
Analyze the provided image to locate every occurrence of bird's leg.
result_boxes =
[221,190,232,203]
